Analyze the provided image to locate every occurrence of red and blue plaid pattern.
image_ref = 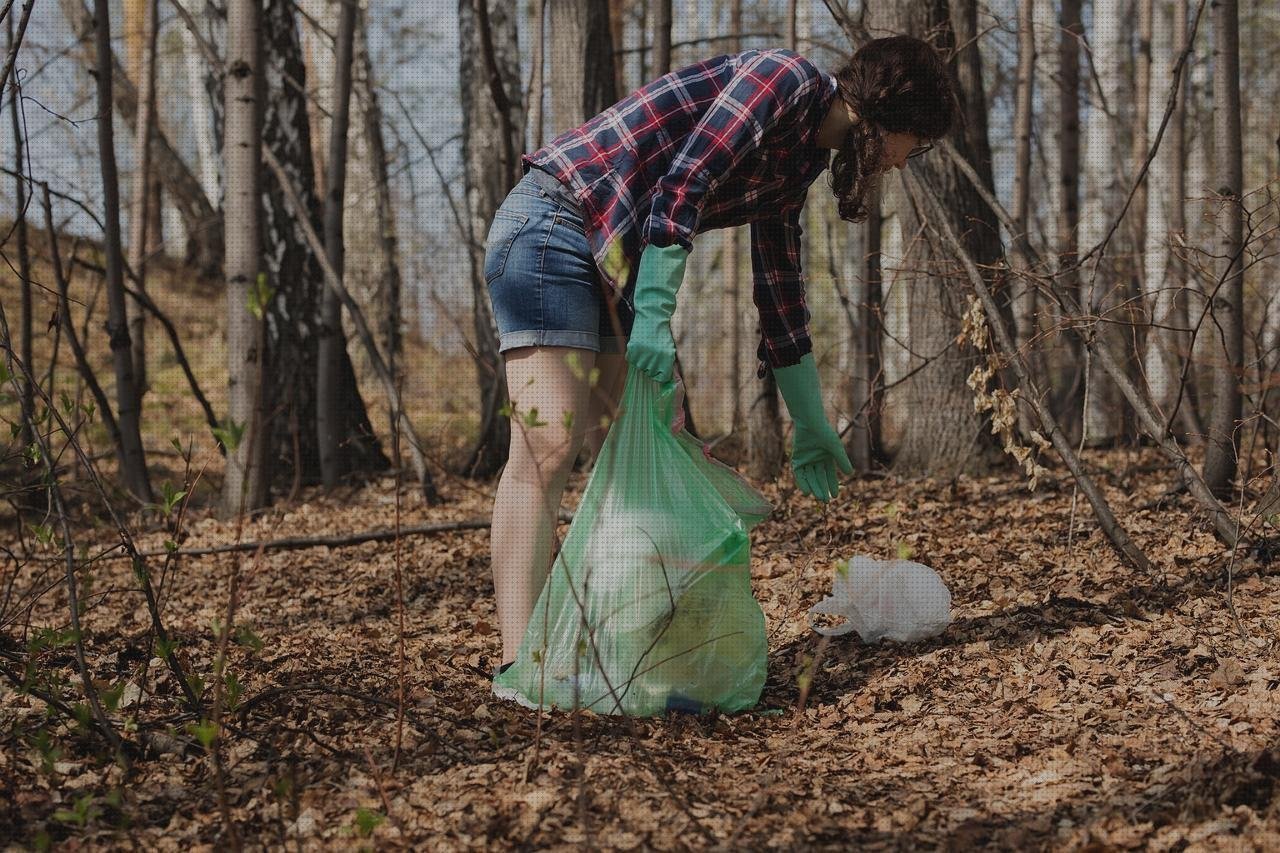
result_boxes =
[523,47,838,372]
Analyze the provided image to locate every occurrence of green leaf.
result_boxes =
[100,682,125,713]
[171,437,184,455]
[164,540,178,554]
[562,410,574,431]
[354,807,384,837]
[0,361,9,384]
[188,719,217,749]
[564,351,584,380]
[498,400,514,419]
[212,418,245,453]
[522,407,547,428]
[224,671,243,712]
[234,625,264,654]
[247,272,275,320]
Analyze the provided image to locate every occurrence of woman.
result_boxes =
[484,35,957,675]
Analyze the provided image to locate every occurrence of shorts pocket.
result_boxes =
[484,210,531,284]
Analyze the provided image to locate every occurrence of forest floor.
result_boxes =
[3,442,1280,851]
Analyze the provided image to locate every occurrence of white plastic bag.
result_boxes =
[807,556,951,642]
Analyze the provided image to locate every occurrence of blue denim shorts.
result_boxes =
[484,169,634,355]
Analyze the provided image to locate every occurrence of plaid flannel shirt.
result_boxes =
[522,47,838,374]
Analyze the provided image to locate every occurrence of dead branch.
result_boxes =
[900,167,1158,575]
[938,138,1239,548]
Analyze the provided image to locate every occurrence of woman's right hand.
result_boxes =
[625,244,690,385]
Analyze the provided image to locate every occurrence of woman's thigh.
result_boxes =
[503,345,597,482]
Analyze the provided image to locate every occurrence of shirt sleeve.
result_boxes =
[751,204,813,374]
[643,49,819,252]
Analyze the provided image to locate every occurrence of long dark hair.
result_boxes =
[828,36,959,223]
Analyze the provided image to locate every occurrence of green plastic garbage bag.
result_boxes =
[492,365,772,716]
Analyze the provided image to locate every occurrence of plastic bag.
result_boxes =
[807,556,951,643]
[492,365,772,716]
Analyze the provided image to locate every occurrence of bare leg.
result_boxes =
[582,351,629,463]
[490,346,595,665]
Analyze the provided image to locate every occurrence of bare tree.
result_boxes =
[528,0,548,150]
[653,0,672,75]
[1078,0,1125,446]
[317,0,358,487]
[1011,0,1036,353]
[125,0,158,396]
[1055,0,1084,441]
[460,0,525,479]
[1143,0,1183,415]
[1202,0,1243,494]
[875,0,1005,476]
[6,11,33,451]
[221,0,267,514]
[355,5,405,367]
[60,0,223,277]
[92,0,153,503]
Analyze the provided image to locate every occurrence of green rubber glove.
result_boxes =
[773,353,854,502]
[626,243,690,385]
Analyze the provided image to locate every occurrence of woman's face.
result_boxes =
[881,132,925,172]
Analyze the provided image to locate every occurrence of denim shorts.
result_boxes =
[484,168,634,355]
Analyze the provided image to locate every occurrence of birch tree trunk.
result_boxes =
[1078,0,1125,446]
[61,0,223,278]
[125,0,157,395]
[1201,0,1244,494]
[1142,0,1181,413]
[1011,0,1035,351]
[221,0,265,513]
[355,6,405,368]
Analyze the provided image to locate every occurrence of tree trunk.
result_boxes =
[880,0,1004,477]
[91,0,153,504]
[460,0,529,479]
[1131,0,1153,294]
[1055,0,1084,442]
[1142,0,1181,414]
[653,0,671,76]
[529,0,547,150]
[317,0,358,487]
[1011,0,1035,348]
[1078,0,1125,446]
[1201,0,1243,494]
[60,0,223,278]
[548,0,617,138]
[727,0,744,445]
[7,13,34,450]
[748,0,801,479]
[258,0,389,491]
[181,0,221,204]
[355,6,405,368]
[125,0,158,397]
[221,0,267,515]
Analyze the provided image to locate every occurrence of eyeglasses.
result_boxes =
[907,142,934,160]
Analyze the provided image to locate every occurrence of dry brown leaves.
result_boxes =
[3,446,1279,851]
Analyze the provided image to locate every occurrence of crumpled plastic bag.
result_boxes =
[493,365,772,716]
[806,556,951,643]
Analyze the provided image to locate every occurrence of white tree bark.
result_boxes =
[1142,0,1179,412]
[1078,0,1126,444]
